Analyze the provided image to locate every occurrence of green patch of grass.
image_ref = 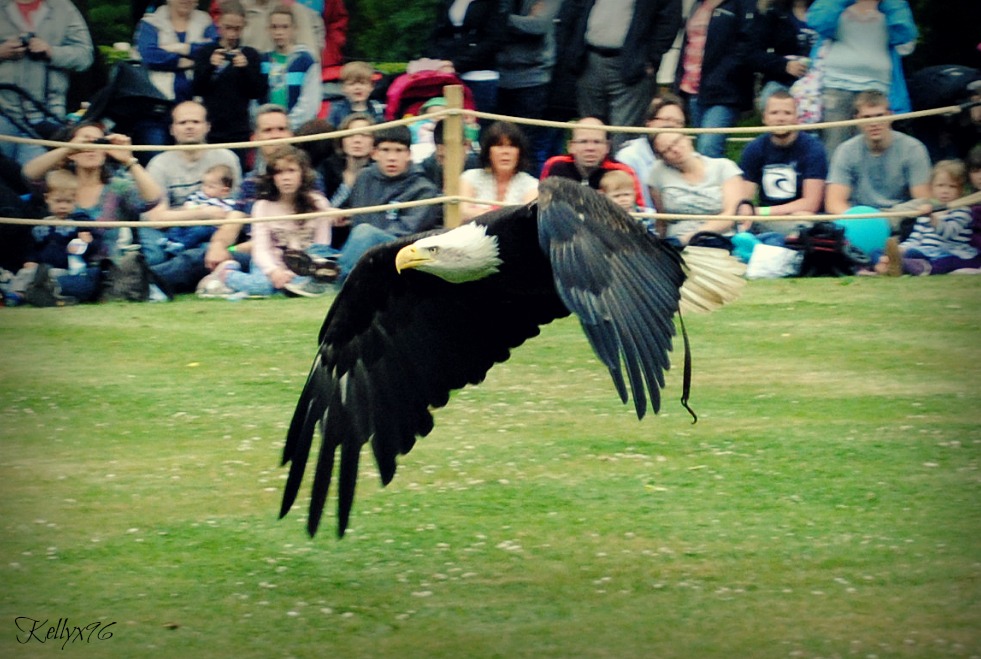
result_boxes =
[1,277,980,657]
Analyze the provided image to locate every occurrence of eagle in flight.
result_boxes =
[280,177,745,537]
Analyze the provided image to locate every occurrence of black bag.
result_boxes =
[786,221,868,277]
[687,231,735,252]
[99,252,168,302]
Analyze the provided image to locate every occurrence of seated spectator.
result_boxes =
[459,121,539,222]
[315,112,374,247]
[5,169,99,306]
[0,0,94,166]
[334,125,441,281]
[968,144,981,252]
[753,0,817,109]
[210,0,325,64]
[150,104,298,294]
[870,160,981,276]
[22,122,165,266]
[165,163,237,254]
[261,3,322,131]
[541,117,645,208]
[193,0,268,170]
[615,93,687,210]
[419,118,480,190]
[647,130,745,245]
[739,91,828,234]
[824,89,931,259]
[327,61,385,128]
[599,170,639,213]
[806,0,917,157]
[199,145,337,298]
[145,100,242,234]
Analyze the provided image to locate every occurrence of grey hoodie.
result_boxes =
[348,164,442,237]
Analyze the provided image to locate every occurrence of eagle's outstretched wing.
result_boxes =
[280,204,569,537]
[536,178,687,419]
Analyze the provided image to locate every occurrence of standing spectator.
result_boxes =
[556,0,683,152]
[753,0,817,108]
[422,0,509,116]
[647,130,745,245]
[676,0,759,159]
[326,61,385,128]
[541,117,645,209]
[261,3,322,131]
[459,121,539,222]
[210,0,325,65]
[0,0,94,165]
[739,90,828,231]
[317,0,348,69]
[806,0,918,156]
[135,0,217,103]
[824,90,931,260]
[335,124,441,281]
[615,93,687,210]
[193,0,268,170]
[22,122,165,264]
[496,0,562,175]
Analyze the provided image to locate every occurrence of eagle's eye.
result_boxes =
[427,246,440,255]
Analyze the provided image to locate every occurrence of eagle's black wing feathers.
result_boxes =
[281,204,569,537]
[537,177,687,420]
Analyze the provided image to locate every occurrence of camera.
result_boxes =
[93,138,111,145]
[224,49,240,62]
[19,32,47,60]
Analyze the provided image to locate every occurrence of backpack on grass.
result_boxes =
[786,221,870,277]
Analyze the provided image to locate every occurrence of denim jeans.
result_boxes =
[686,97,740,159]
[337,224,397,283]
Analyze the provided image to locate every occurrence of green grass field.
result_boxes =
[1,276,979,658]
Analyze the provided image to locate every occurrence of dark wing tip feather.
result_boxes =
[538,178,687,420]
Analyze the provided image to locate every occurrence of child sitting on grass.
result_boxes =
[874,159,981,276]
[197,145,337,299]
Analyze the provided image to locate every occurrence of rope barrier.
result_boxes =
[0,94,971,230]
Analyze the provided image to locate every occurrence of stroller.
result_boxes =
[384,69,477,121]
[0,83,71,140]
[83,60,173,139]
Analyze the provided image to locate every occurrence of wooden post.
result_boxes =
[442,85,464,228]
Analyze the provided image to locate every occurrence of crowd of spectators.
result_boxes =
[1,0,979,306]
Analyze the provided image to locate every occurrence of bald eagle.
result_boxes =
[280,177,745,537]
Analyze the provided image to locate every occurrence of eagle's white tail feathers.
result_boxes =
[679,246,746,314]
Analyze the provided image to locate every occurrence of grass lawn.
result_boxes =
[1,276,979,658]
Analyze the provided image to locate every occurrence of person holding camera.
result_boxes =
[193,0,267,170]
[0,0,94,165]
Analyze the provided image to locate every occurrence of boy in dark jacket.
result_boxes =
[335,125,442,281]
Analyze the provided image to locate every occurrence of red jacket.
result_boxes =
[541,156,646,209]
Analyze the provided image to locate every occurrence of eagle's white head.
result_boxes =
[395,223,503,283]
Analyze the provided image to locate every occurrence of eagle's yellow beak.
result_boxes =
[395,244,432,274]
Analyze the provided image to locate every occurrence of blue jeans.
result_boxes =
[337,224,398,283]
[151,245,251,295]
[686,97,740,158]
[0,115,47,165]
